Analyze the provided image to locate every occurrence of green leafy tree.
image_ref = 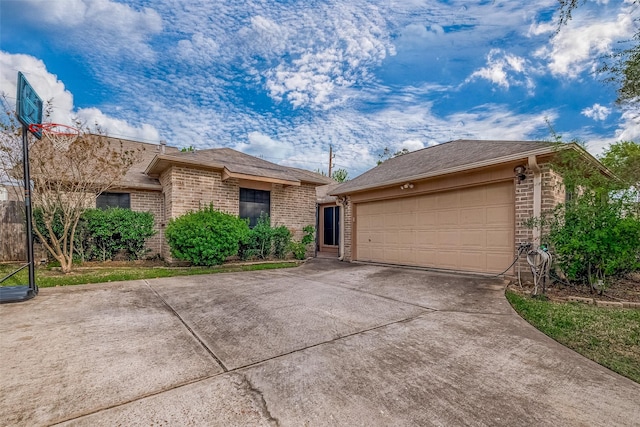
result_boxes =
[557,1,640,109]
[1,96,141,273]
[536,142,640,290]
[331,168,349,182]
[599,140,640,188]
[377,147,410,165]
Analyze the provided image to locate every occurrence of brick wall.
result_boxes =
[542,165,565,213]
[514,163,565,275]
[271,183,317,241]
[159,166,319,260]
[342,197,352,261]
[515,169,535,246]
[130,190,164,257]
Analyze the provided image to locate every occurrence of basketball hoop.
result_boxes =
[28,123,81,151]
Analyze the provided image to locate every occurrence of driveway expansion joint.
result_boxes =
[144,280,229,372]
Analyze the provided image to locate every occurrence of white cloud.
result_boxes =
[446,105,558,141]
[535,11,634,78]
[1,52,74,125]
[582,103,612,121]
[176,33,220,65]
[0,52,159,142]
[233,131,294,160]
[256,3,394,109]
[614,109,640,142]
[17,0,162,61]
[467,49,534,91]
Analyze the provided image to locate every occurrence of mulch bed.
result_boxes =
[509,273,640,303]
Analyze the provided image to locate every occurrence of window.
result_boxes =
[97,192,130,209]
[239,188,270,227]
[323,206,340,246]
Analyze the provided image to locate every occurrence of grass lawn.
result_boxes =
[0,261,299,288]
[506,290,640,384]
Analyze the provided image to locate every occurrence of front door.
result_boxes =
[319,205,340,254]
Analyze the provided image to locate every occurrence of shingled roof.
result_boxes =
[116,138,180,190]
[145,147,334,186]
[331,139,557,195]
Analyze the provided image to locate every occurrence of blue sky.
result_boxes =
[1,0,638,176]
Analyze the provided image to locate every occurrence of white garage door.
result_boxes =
[355,181,514,274]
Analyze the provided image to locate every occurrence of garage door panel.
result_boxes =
[459,251,485,271]
[486,184,512,203]
[437,192,459,208]
[385,232,398,244]
[460,207,486,225]
[438,230,460,246]
[371,215,386,228]
[486,205,511,225]
[435,250,460,269]
[417,212,438,227]
[398,231,415,245]
[487,230,512,249]
[415,230,437,243]
[438,210,459,226]
[486,252,513,272]
[356,181,514,274]
[398,212,416,227]
[460,230,486,248]
[460,187,487,207]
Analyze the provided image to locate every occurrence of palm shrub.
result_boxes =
[165,205,249,266]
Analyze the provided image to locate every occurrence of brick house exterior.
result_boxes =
[1,137,332,262]
[328,140,607,276]
[100,141,334,260]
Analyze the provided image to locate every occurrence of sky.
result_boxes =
[1,0,638,177]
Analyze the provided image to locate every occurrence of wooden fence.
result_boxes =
[0,201,26,262]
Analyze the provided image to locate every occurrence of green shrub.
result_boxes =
[272,225,292,259]
[165,205,249,266]
[34,207,156,262]
[289,225,315,260]
[84,208,156,261]
[545,191,640,283]
[238,214,293,260]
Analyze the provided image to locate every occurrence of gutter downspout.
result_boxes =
[336,197,347,261]
[528,155,542,248]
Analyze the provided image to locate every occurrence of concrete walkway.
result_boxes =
[1,259,638,426]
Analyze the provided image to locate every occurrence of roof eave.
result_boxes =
[222,167,301,186]
[330,145,560,196]
[144,154,226,175]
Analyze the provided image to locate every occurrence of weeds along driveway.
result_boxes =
[1,259,638,426]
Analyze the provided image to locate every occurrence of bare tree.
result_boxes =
[1,96,141,273]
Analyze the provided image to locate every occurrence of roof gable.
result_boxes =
[146,147,333,185]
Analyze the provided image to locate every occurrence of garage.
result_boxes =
[355,181,514,274]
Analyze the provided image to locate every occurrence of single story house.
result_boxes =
[98,139,334,259]
[325,139,609,276]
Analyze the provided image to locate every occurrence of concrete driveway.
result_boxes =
[1,259,638,426]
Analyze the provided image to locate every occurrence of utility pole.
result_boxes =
[328,145,334,177]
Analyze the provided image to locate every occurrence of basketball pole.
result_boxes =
[22,123,36,293]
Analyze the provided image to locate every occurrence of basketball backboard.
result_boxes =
[16,72,43,139]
